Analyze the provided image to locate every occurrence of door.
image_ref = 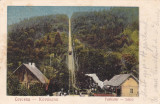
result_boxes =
[117,88,121,96]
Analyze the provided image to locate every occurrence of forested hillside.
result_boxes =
[7,7,139,95]
[71,7,139,85]
[7,14,69,95]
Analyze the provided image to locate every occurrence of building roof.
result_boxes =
[14,63,49,84]
[85,73,103,88]
[103,74,138,87]
[103,79,109,86]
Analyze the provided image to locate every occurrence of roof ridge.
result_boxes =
[105,73,138,86]
[23,63,48,84]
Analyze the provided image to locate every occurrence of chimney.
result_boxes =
[32,63,35,67]
[29,62,31,66]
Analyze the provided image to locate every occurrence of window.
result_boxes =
[130,89,133,93]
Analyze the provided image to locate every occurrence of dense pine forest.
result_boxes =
[71,7,139,87]
[7,14,69,95]
[7,7,139,95]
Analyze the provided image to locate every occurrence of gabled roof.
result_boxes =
[85,73,103,88]
[14,63,49,84]
[103,79,109,86]
[104,74,138,87]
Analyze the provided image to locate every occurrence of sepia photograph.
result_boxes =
[7,6,139,97]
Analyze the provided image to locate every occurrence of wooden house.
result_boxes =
[103,74,138,97]
[12,63,49,88]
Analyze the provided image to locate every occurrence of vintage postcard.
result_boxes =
[0,0,160,104]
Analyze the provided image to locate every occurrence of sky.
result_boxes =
[7,6,110,25]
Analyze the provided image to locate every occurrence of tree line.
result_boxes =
[71,7,139,88]
[7,14,69,95]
